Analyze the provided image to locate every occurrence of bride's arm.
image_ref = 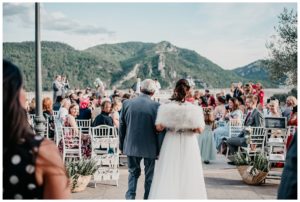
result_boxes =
[156,124,165,132]
[193,127,204,134]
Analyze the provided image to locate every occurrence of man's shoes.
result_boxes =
[204,160,210,164]
[227,161,236,165]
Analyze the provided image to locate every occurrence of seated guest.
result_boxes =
[91,96,102,122]
[199,96,208,108]
[58,98,71,123]
[28,98,36,115]
[92,100,113,127]
[224,98,243,121]
[42,97,55,139]
[77,91,83,104]
[263,98,271,117]
[286,105,297,149]
[288,106,297,126]
[282,96,297,120]
[226,95,264,164]
[59,103,91,158]
[214,97,243,151]
[266,100,281,117]
[254,83,264,109]
[52,95,63,111]
[69,93,79,104]
[231,82,243,98]
[237,96,246,115]
[77,98,92,120]
[63,103,80,133]
[214,96,226,121]
[208,95,216,109]
[110,99,123,129]
[193,90,201,102]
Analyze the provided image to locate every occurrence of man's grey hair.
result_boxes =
[140,79,156,95]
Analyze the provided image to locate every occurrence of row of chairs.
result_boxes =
[53,119,120,187]
[226,125,296,180]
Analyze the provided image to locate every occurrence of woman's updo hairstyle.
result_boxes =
[170,79,190,103]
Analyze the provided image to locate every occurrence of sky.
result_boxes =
[3,2,298,69]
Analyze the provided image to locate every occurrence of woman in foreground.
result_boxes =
[3,60,70,199]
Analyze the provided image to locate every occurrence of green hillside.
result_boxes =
[233,60,281,87]
[3,41,277,91]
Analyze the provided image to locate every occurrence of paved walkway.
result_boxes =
[72,154,280,200]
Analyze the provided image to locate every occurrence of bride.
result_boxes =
[148,79,207,199]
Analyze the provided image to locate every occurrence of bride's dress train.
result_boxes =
[148,102,207,199]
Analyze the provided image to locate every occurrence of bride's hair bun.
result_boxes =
[170,79,190,102]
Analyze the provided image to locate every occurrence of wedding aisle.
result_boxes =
[72,154,280,199]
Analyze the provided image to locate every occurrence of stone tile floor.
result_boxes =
[72,154,281,200]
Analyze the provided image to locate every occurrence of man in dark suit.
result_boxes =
[119,79,160,200]
[226,95,264,161]
[278,132,297,199]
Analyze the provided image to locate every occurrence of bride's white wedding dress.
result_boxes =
[148,101,207,199]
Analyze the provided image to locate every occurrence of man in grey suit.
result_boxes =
[226,95,264,162]
[52,75,63,102]
[119,79,160,200]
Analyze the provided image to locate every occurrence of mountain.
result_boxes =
[232,60,280,88]
[3,41,277,91]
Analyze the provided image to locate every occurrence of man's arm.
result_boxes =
[53,81,59,91]
[119,104,127,152]
[255,110,264,127]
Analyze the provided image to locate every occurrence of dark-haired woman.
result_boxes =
[214,97,243,151]
[3,60,70,199]
[214,96,226,120]
[149,79,207,199]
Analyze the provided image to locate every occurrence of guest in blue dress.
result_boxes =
[197,107,217,164]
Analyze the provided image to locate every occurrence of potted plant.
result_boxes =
[233,152,269,185]
[66,159,98,192]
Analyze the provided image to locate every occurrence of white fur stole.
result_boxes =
[156,102,205,129]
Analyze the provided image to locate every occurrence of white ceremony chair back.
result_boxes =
[54,118,63,146]
[241,127,266,157]
[53,110,59,119]
[91,125,118,154]
[61,126,82,163]
[92,125,117,138]
[229,118,244,138]
[91,125,119,187]
[76,119,91,134]
[266,127,289,162]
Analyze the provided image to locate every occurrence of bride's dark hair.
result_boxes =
[170,79,190,103]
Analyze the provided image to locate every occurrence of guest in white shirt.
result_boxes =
[58,98,71,123]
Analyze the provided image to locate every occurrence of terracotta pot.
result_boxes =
[71,175,92,193]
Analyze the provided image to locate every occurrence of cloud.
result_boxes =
[3,3,115,36]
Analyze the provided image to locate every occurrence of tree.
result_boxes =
[266,8,297,86]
